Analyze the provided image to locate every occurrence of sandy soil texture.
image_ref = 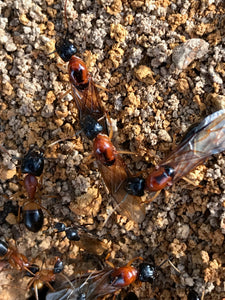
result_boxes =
[0,0,225,299]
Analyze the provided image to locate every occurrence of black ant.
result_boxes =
[54,222,80,241]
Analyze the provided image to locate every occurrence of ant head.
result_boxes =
[55,222,66,233]
[125,176,145,197]
[80,115,103,140]
[138,262,156,284]
[21,145,44,177]
[55,39,77,62]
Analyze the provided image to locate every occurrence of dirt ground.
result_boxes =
[0,0,225,299]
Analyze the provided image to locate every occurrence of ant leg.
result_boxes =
[45,281,55,292]
[106,114,113,140]
[167,259,181,274]
[142,190,161,204]
[58,88,72,100]
[182,176,203,188]
[126,256,143,267]
[34,283,39,300]
[105,253,115,268]
[93,83,109,92]
[117,150,136,155]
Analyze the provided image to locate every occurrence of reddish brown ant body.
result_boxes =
[0,240,31,272]
[93,134,145,223]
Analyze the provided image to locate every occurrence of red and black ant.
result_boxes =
[93,133,145,223]
[46,256,157,300]
[125,109,225,203]
[53,0,109,140]
[1,144,46,232]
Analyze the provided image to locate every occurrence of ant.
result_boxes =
[54,222,108,255]
[54,222,80,241]
[24,257,64,300]
[46,255,176,300]
[53,0,109,140]
[93,133,145,224]
[125,109,225,203]
[59,257,157,299]
[2,144,47,232]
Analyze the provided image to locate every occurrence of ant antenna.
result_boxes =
[64,0,69,31]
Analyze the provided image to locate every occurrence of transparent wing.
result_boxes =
[161,109,225,181]
[70,80,108,134]
[46,269,119,300]
[97,154,146,223]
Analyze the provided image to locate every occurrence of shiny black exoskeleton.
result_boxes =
[0,240,8,257]
[53,258,64,274]
[55,40,77,62]
[21,146,44,177]
[55,222,80,241]
[80,115,103,140]
[125,176,145,196]
[25,264,40,277]
[188,290,200,300]
[23,207,44,232]
[161,165,175,178]
[138,263,156,284]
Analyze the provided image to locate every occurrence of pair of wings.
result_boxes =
[46,269,120,300]
[71,80,108,135]
[160,109,225,182]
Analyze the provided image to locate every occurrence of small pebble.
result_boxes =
[172,38,209,70]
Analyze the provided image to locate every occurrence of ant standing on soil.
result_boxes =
[10,145,46,232]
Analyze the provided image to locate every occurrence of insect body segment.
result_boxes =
[110,265,138,287]
[21,146,44,177]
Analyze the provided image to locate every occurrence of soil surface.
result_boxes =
[0,0,225,299]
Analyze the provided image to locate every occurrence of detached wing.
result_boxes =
[161,109,225,181]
